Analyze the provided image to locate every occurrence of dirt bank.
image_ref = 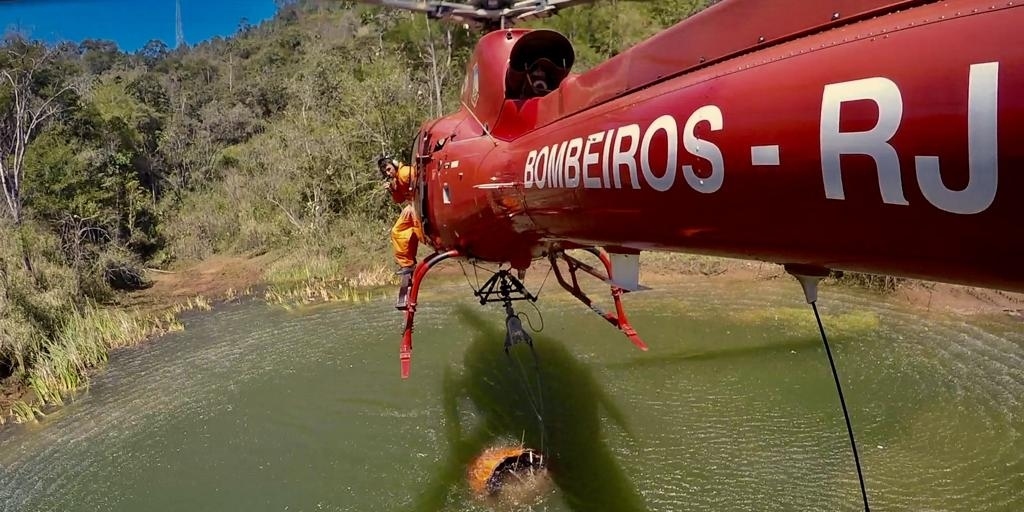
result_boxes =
[129,252,1024,318]
[639,255,1024,318]
[123,253,279,311]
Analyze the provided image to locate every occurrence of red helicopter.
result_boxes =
[361,0,1024,379]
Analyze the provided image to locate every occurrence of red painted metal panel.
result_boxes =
[421,0,1024,291]
[459,29,529,130]
[536,0,933,129]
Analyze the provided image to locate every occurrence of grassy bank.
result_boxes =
[0,226,182,423]
[0,210,401,425]
[0,252,385,425]
[262,249,395,305]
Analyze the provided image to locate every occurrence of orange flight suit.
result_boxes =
[389,165,422,269]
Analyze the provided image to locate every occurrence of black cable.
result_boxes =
[534,264,553,300]
[458,261,479,294]
[811,300,870,512]
[529,341,546,453]
[508,340,546,452]
[471,261,497,290]
[517,305,544,333]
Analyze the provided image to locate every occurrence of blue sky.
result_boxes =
[0,0,279,51]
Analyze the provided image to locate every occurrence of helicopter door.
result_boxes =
[412,132,433,241]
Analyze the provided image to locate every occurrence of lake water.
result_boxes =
[1,279,1021,511]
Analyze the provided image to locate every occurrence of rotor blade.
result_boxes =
[358,0,603,28]
[511,0,598,10]
[507,0,599,20]
[358,0,477,15]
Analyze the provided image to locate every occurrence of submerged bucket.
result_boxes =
[468,446,547,496]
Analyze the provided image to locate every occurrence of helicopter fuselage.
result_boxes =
[411,0,1024,292]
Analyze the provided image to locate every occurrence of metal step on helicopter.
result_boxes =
[360,0,1023,377]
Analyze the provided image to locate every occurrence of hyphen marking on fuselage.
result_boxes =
[751,145,780,166]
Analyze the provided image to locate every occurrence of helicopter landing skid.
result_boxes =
[549,248,649,351]
[400,249,461,379]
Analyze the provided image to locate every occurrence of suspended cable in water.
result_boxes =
[810,300,871,512]
[787,265,870,511]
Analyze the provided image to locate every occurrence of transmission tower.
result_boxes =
[175,0,186,48]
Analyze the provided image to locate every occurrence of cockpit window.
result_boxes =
[505,30,575,100]
[414,131,428,162]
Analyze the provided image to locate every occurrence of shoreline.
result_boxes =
[2,252,1020,426]
[0,255,274,425]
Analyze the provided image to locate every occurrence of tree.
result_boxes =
[79,39,122,74]
[0,38,76,272]
[237,17,254,35]
[137,39,170,68]
[421,16,453,118]
[0,39,76,225]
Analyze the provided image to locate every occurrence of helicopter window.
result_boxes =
[505,30,575,100]
[413,133,423,160]
[522,58,560,97]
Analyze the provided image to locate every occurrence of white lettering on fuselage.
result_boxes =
[520,62,999,215]
[523,107,723,192]
[820,61,999,214]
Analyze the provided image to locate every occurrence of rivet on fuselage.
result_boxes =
[832,12,841,20]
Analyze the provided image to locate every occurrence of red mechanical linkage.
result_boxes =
[400,250,461,378]
[548,248,648,351]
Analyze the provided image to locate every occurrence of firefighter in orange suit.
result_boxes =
[379,155,421,310]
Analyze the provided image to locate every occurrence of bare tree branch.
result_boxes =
[0,43,73,225]
[267,195,305,231]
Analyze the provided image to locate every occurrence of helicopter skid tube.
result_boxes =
[400,250,461,379]
[549,249,648,351]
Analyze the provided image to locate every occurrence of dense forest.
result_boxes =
[0,0,708,419]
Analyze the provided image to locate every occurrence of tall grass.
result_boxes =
[264,252,393,305]
[828,271,905,293]
[24,305,182,409]
[0,221,195,422]
[8,401,43,424]
[260,213,395,305]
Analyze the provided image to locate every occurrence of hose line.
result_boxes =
[811,300,870,512]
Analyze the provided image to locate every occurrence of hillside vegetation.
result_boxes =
[0,0,708,420]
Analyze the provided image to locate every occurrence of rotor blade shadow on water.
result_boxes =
[605,335,827,369]
[412,306,647,512]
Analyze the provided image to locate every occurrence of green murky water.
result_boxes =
[1,279,1021,511]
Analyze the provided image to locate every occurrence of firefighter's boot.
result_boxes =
[395,266,414,310]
